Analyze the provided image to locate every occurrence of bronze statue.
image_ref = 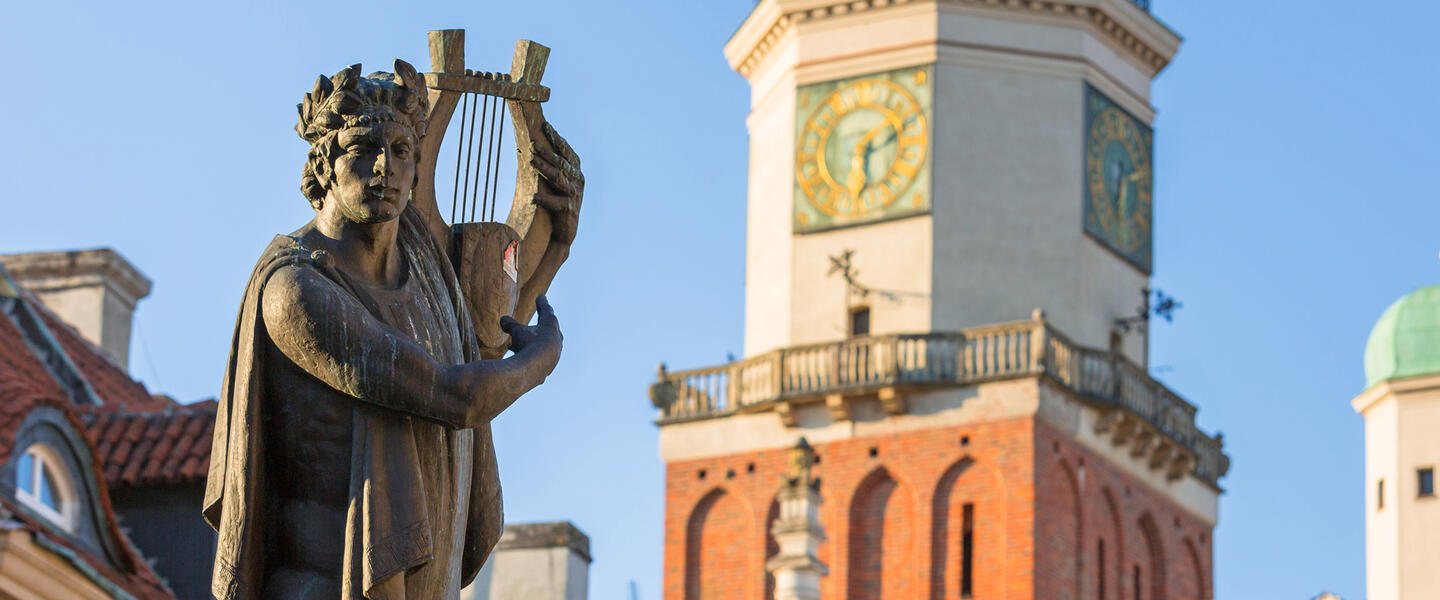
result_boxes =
[203,31,582,600]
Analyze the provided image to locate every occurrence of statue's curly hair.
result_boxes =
[297,60,429,209]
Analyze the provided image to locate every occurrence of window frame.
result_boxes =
[1419,467,1436,499]
[15,444,77,532]
[849,305,871,338]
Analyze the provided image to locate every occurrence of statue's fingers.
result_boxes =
[529,157,575,195]
[541,121,580,167]
[535,295,560,327]
[553,132,580,166]
[499,315,520,334]
[530,143,564,169]
[531,193,569,214]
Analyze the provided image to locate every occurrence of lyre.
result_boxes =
[411,29,562,359]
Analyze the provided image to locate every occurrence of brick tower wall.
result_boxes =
[662,417,1214,600]
[1033,423,1215,600]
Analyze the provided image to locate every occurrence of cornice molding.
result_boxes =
[0,249,152,305]
[726,0,1180,80]
[1351,372,1440,415]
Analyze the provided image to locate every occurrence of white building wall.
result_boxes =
[1355,374,1440,600]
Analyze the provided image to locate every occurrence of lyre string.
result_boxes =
[450,93,469,224]
[488,102,507,222]
[459,93,481,224]
[447,75,517,224]
[478,92,495,223]
[480,93,500,223]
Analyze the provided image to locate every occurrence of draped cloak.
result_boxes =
[203,206,504,599]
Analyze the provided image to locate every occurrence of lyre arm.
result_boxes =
[411,29,467,251]
[500,40,564,327]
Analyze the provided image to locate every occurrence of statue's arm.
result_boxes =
[260,264,561,428]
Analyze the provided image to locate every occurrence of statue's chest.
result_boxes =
[350,259,465,365]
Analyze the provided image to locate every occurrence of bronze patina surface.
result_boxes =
[204,35,582,599]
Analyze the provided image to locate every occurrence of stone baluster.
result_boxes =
[1030,308,1047,374]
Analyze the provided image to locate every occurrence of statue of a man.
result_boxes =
[203,59,582,600]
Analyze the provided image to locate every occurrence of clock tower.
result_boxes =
[654,2,1226,599]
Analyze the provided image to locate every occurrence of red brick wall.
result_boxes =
[685,489,753,600]
[847,468,918,599]
[1034,420,1216,600]
[662,411,1215,600]
[1035,457,1082,600]
[664,416,1036,600]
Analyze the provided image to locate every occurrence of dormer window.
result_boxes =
[16,445,75,531]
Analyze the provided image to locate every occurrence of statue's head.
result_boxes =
[297,60,429,223]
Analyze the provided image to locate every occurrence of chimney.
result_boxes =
[464,521,591,600]
[0,248,152,370]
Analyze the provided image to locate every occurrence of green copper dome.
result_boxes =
[1365,285,1440,389]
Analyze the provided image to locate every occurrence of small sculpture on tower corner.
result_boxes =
[785,436,821,492]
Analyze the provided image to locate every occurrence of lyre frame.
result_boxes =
[411,29,563,357]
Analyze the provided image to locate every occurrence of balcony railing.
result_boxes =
[650,317,1227,485]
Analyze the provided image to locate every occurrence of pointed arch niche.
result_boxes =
[1171,537,1206,600]
[1036,459,1083,600]
[685,488,751,600]
[1091,487,1126,600]
[848,467,916,600]
[764,497,779,600]
[1136,512,1167,600]
[930,457,1005,600]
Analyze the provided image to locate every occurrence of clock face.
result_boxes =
[794,66,932,232]
[1083,86,1154,272]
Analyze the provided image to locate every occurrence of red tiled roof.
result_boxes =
[19,289,215,488]
[0,287,176,598]
[0,307,69,459]
[82,401,216,488]
[33,306,173,413]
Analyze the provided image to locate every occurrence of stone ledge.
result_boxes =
[495,521,591,563]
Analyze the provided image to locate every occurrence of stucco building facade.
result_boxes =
[1354,285,1440,600]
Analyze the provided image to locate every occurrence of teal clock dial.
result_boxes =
[794,65,933,233]
[1083,86,1154,273]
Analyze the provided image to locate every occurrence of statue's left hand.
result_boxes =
[530,121,583,245]
[498,294,563,361]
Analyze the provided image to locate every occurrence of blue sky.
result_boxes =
[2,1,1435,598]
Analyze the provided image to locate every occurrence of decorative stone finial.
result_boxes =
[785,437,819,491]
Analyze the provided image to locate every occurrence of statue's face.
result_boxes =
[323,121,417,224]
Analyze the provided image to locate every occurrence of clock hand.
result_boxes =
[848,124,888,197]
[877,113,918,148]
[846,148,868,197]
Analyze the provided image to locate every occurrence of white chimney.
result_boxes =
[0,248,152,370]
[464,521,591,600]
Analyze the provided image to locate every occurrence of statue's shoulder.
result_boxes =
[247,226,347,307]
